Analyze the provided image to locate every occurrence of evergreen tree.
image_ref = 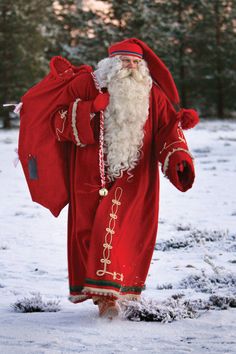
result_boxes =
[101,0,236,117]
[193,0,236,117]
[48,0,109,67]
[101,0,201,108]
[0,0,54,127]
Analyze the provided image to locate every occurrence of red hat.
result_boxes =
[109,42,143,59]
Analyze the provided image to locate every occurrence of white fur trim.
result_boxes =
[163,148,194,176]
[71,98,86,147]
[68,294,89,303]
[82,286,141,300]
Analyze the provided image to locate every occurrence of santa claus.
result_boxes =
[51,39,198,319]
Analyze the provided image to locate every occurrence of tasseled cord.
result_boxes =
[3,102,23,114]
[91,72,108,197]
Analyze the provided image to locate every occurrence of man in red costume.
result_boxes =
[52,39,197,318]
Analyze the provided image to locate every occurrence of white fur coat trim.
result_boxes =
[71,98,85,147]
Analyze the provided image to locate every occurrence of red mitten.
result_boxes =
[166,152,195,192]
[92,92,110,112]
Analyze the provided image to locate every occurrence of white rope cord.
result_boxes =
[91,72,107,196]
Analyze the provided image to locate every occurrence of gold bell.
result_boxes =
[99,188,108,197]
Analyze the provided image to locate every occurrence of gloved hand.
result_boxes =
[177,161,186,172]
[166,153,195,192]
[92,92,110,113]
[176,161,194,187]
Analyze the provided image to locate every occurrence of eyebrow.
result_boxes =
[120,57,141,61]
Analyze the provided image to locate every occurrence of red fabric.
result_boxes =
[92,92,110,112]
[177,108,200,130]
[52,78,195,300]
[156,101,195,191]
[18,56,93,216]
[18,57,91,216]
[166,152,195,192]
[109,42,143,58]
[53,100,96,146]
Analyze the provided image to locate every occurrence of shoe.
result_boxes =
[97,298,120,319]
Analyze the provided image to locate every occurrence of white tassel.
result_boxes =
[13,102,23,114]
[3,102,23,115]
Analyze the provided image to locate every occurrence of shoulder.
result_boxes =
[151,81,168,106]
[73,68,94,86]
[68,70,97,99]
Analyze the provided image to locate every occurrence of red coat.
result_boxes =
[52,71,195,302]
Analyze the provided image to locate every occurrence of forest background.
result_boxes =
[0,0,235,128]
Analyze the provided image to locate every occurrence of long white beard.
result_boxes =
[103,64,152,180]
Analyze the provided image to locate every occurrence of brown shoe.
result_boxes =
[97,298,120,319]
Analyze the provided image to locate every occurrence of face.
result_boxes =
[120,55,142,69]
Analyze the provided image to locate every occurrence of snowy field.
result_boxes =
[0,120,235,354]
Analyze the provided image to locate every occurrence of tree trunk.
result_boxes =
[2,111,11,129]
[1,3,11,128]
[214,0,224,118]
[178,0,187,107]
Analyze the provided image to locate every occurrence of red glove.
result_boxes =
[92,92,110,113]
[166,153,195,192]
[177,161,185,172]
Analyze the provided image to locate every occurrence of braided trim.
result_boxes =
[55,109,68,141]
[96,187,123,281]
[159,128,186,155]
[91,72,106,190]
[71,98,86,147]
[163,148,194,176]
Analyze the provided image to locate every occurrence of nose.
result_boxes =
[128,61,136,69]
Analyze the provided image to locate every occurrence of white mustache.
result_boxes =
[116,68,144,82]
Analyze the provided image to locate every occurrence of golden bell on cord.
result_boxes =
[99,188,108,197]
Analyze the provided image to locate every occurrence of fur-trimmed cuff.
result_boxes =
[163,148,194,176]
[71,99,96,145]
[71,98,85,147]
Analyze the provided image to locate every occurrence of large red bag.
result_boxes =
[18,56,91,217]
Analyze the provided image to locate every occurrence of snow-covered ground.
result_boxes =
[0,120,235,354]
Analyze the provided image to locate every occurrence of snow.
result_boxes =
[0,120,235,353]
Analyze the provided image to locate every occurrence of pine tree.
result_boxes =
[100,0,201,108]
[193,0,236,117]
[101,0,236,117]
[0,0,54,128]
[48,0,109,67]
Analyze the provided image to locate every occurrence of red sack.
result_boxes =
[18,56,92,217]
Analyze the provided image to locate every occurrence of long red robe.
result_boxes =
[52,71,195,303]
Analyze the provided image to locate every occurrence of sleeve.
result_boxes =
[51,72,98,147]
[52,99,96,147]
[155,91,195,192]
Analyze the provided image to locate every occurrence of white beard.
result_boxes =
[95,57,152,180]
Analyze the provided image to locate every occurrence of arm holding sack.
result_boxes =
[51,72,109,146]
[155,87,198,192]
